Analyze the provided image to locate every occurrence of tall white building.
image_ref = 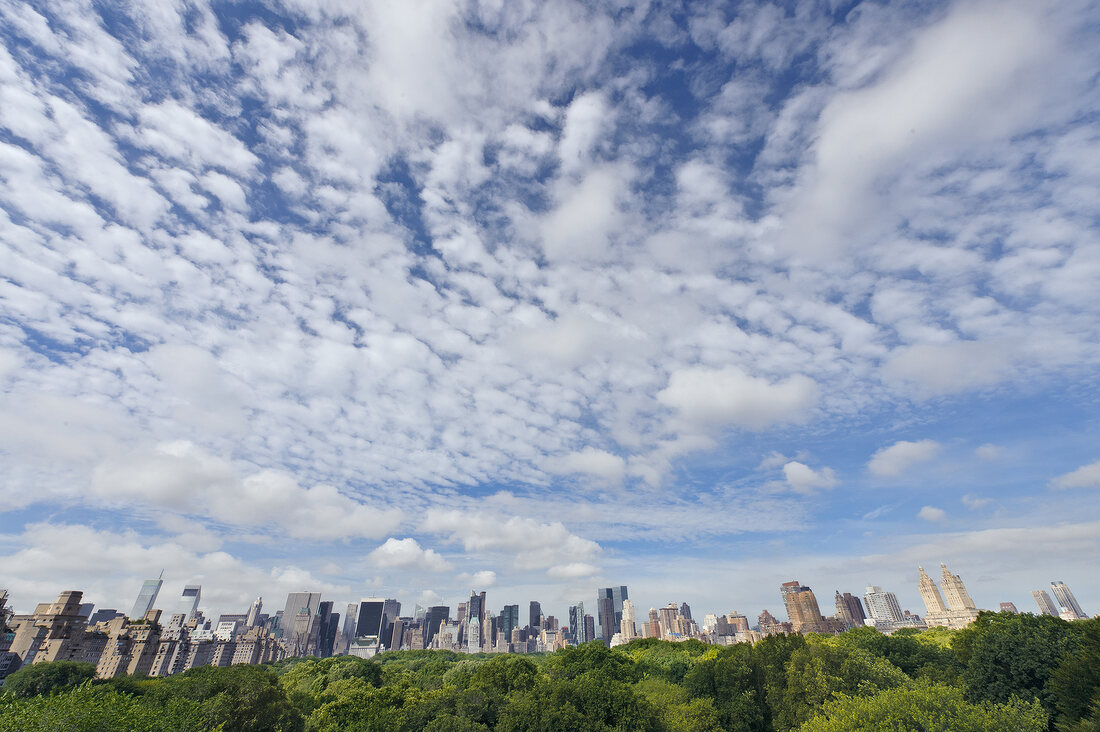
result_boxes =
[1050,581,1086,620]
[863,586,904,623]
[620,599,637,641]
[129,574,164,620]
[918,564,979,630]
[1032,590,1058,616]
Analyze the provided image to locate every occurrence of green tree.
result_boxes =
[748,633,805,730]
[955,611,1082,715]
[307,680,411,732]
[543,641,638,683]
[798,680,1048,732]
[777,640,908,730]
[683,644,765,732]
[1050,619,1100,729]
[2,661,97,697]
[152,664,303,731]
[635,678,722,732]
[832,625,960,682]
[278,655,382,717]
[0,681,206,731]
[497,670,660,731]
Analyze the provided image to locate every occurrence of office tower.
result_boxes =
[425,606,449,647]
[467,591,486,647]
[529,601,541,630]
[246,598,263,628]
[500,604,520,640]
[382,599,401,648]
[835,591,866,628]
[466,617,480,653]
[780,581,828,634]
[129,574,164,620]
[918,567,949,615]
[621,599,637,641]
[657,603,679,639]
[1032,590,1058,616]
[569,603,586,644]
[317,602,340,657]
[414,604,425,621]
[174,586,201,621]
[1050,581,1086,620]
[597,596,616,642]
[282,592,322,656]
[584,614,596,643]
[939,564,977,612]
[596,586,629,634]
[679,602,692,621]
[863,586,904,623]
[999,602,1019,613]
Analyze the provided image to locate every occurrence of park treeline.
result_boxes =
[2,612,1098,731]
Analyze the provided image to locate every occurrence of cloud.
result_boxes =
[366,538,451,572]
[883,341,1011,395]
[1050,460,1100,490]
[918,505,946,522]
[961,494,992,509]
[974,444,1004,461]
[658,366,817,432]
[421,510,600,571]
[547,562,600,579]
[90,442,403,540]
[458,570,497,589]
[782,461,838,495]
[867,440,942,477]
[547,447,626,482]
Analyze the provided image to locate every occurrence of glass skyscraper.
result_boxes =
[128,574,164,620]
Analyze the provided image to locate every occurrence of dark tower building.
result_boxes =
[529,601,542,630]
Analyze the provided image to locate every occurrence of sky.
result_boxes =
[1,0,1099,625]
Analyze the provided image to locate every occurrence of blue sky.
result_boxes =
[1,0,1099,623]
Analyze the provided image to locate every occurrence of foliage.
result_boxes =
[542,641,638,683]
[0,681,207,731]
[151,664,304,731]
[798,680,1048,732]
[777,639,908,730]
[954,611,1084,715]
[2,661,97,697]
[623,638,712,683]
[830,625,961,682]
[1050,619,1100,729]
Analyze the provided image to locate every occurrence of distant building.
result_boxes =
[528,601,541,632]
[918,564,979,629]
[1032,590,1058,616]
[999,602,1019,613]
[864,586,904,623]
[176,586,201,620]
[835,591,866,629]
[621,599,637,641]
[129,575,164,620]
[780,581,830,634]
[281,592,322,656]
[1050,581,1086,620]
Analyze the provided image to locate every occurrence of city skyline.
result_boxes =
[2,0,1100,618]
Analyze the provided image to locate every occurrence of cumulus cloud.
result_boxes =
[458,570,497,589]
[781,461,838,495]
[884,341,1011,395]
[91,442,402,540]
[867,440,942,477]
[658,366,817,432]
[366,538,451,572]
[1050,460,1100,489]
[421,510,600,572]
[918,505,946,521]
[547,447,626,482]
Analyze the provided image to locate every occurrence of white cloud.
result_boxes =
[458,570,497,589]
[782,461,838,495]
[658,366,817,432]
[366,538,451,572]
[884,341,1011,395]
[974,444,1004,461]
[547,562,600,579]
[421,510,600,571]
[962,494,991,509]
[918,505,946,522]
[1050,460,1100,490]
[547,447,626,482]
[867,439,942,477]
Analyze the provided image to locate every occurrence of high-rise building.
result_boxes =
[499,604,520,641]
[317,602,340,657]
[176,586,201,621]
[918,564,979,629]
[597,596,615,642]
[596,587,628,636]
[129,574,164,620]
[679,602,691,621]
[863,586,904,623]
[583,614,596,644]
[621,599,637,641]
[246,598,263,628]
[529,601,541,631]
[282,592,322,656]
[569,603,587,644]
[1032,590,1058,616]
[466,617,480,653]
[425,606,449,647]
[835,591,866,628]
[1050,581,1086,620]
[780,581,828,634]
[999,602,1019,613]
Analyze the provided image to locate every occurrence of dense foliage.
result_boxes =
[2,613,1097,731]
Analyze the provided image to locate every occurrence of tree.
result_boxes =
[1050,619,1100,729]
[543,641,638,683]
[777,640,908,730]
[683,644,765,732]
[954,611,1082,715]
[2,661,97,698]
[831,626,960,682]
[0,681,205,731]
[798,680,1048,732]
[750,633,806,730]
[152,664,303,731]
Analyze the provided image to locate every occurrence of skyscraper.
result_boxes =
[596,586,628,635]
[597,596,615,642]
[621,599,637,641]
[129,573,164,620]
[425,606,450,647]
[529,601,541,630]
[569,603,586,644]
[863,586,904,624]
[246,597,263,628]
[1032,590,1058,616]
[176,585,201,621]
[500,604,520,640]
[918,564,979,629]
[835,591,866,628]
[282,592,323,656]
[1050,581,1086,620]
[780,581,828,634]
